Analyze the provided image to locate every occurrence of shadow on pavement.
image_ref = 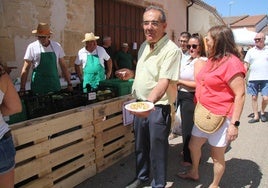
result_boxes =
[75,138,263,188]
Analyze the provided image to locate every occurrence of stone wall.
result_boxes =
[0,0,94,80]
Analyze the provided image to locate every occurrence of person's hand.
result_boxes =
[106,72,111,79]
[67,85,73,92]
[115,68,134,80]
[19,88,26,96]
[226,124,238,142]
[177,79,182,86]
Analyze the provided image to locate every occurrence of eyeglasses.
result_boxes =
[187,44,199,49]
[254,38,262,42]
[142,20,162,27]
[38,36,48,39]
[179,40,188,43]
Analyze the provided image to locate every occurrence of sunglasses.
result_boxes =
[254,38,261,42]
[187,44,199,49]
[38,36,48,39]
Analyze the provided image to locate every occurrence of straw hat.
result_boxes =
[32,23,53,36]
[82,32,100,42]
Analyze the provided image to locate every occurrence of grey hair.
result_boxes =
[145,5,166,22]
[103,36,111,42]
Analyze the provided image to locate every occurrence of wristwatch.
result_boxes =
[232,121,240,127]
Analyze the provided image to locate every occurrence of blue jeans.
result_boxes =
[0,135,16,174]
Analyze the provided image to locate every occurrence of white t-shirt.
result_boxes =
[24,40,65,68]
[75,46,110,68]
[179,56,207,92]
[244,46,268,81]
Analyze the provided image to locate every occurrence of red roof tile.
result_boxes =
[231,15,267,27]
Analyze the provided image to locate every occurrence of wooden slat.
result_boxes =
[102,125,129,144]
[22,166,96,188]
[94,114,123,133]
[48,152,95,182]
[15,126,94,163]
[20,177,53,188]
[53,165,97,188]
[92,96,132,119]
[15,139,94,183]
[95,136,127,158]
[97,143,134,172]
[12,109,93,146]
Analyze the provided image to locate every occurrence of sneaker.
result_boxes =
[143,182,173,188]
[248,118,259,123]
[125,178,149,188]
[260,114,267,122]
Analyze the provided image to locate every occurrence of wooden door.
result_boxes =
[95,0,145,59]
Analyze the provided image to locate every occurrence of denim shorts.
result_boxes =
[247,80,268,96]
[0,135,16,174]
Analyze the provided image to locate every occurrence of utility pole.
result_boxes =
[228,1,234,27]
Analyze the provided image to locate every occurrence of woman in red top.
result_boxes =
[178,25,246,188]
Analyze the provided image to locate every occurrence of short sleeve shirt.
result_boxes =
[75,46,110,68]
[244,46,268,81]
[24,40,65,68]
[132,34,181,105]
[195,55,246,117]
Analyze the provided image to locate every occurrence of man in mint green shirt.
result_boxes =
[121,5,181,188]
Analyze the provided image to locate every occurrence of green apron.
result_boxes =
[31,48,61,95]
[83,54,105,92]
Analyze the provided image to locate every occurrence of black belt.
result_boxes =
[1,130,12,141]
[155,104,171,113]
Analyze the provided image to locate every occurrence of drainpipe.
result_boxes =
[186,0,194,32]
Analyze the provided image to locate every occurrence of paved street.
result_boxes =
[76,95,268,188]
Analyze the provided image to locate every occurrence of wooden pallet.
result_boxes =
[12,108,96,188]
[10,95,135,187]
[92,96,135,172]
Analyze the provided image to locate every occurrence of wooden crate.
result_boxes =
[10,95,135,187]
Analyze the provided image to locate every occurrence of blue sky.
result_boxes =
[202,0,268,17]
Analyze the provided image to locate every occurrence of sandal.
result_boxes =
[177,171,199,181]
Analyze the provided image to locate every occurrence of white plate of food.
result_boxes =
[125,101,154,112]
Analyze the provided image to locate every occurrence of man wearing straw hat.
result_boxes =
[74,32,112,92]
[20,22,72,95]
